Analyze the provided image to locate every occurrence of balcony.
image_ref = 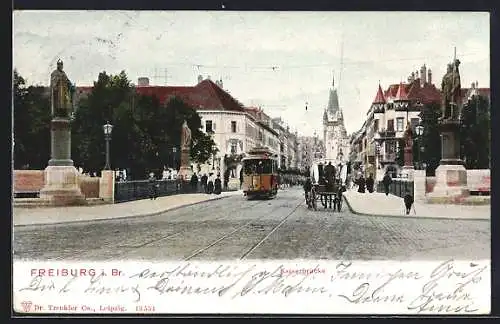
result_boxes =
[376,129,396,139]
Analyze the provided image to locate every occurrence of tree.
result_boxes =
[460,94,490,169]
[162,97,218,165]
[419,103,441,176]
[13,70,51,169]
[72,71,217,179]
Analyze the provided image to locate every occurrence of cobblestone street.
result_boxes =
[13,188,490,261]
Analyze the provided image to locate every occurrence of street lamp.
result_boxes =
[415,124,424,170]
[172,146,177,169]
[103,121,113,170]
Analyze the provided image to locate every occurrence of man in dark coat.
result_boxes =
[190,173,198,192]
[148,172,158,200]
[214,174,222,195]
[366,174,375,193]
[357,174,366,193]
[224,169,230,190]
[382,171,392,196]
[201,174,208,193]
[404,190,414,215]
[239,168,244,189]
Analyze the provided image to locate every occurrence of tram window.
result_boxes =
[243,159,273,175]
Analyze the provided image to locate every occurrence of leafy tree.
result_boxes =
[13,70,51,169]
[419,103,441,176]
[460,94,490,169]
[162,97,218,165]
[72,71,218,179]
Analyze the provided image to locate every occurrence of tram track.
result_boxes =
[15,197,265,261]
[183,200,303,261]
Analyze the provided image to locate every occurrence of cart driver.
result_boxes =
[324,161,336,190]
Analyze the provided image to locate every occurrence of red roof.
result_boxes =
[382,80,440,105]
[372,84,386,104]
[78,79,246,112]
[394,81,408,101]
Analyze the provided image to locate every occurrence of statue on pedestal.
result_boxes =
[178,120,193,180]
[50,59,73,118]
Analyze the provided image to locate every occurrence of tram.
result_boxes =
[241,146,279,199]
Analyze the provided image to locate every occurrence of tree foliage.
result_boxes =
[70,71,217,179]
[13,70,51,169]
[460,95,490,169]
[419,102,441,176]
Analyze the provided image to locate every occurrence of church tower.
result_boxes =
[323,72,350,163]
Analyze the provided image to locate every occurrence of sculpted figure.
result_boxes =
[440,63,453,119]
[404,123,413,148]
[450,59,462,119]
[181,120,192,149]
[440,59,462,120]
[50,59,73,118]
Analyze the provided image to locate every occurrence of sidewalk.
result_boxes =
[13,191,242,227]
[343,191,490,221]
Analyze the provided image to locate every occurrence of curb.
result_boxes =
[14,194,234,228]
[342,195,490,222]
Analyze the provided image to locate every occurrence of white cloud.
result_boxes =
[13,11,489,135]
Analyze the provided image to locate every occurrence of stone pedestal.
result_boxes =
[39,166,85,206]
[177,148,192,181]
[99,170,115,202]
[426,119,469,202]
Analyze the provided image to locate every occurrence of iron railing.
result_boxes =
[376,179,414,198]
[114,180,203,203]
[114,179,239,203]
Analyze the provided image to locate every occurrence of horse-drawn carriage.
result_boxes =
[305,159,347,211]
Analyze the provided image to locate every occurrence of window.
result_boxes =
[387,119,394,132]
[230,142,237,154]
[411,118,420,132]
[243,159,272,175]
[231,121,237,133]
[374,119,379,132]
[396,118,405,132]
[205,120,213,133]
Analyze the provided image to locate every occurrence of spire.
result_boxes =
[394,81,408,101]
[372,83,386,104]
[332,71,335,88]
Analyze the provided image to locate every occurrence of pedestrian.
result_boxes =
[214,174,222,195]
[403,190,414,215]
[207,173,214,194]
[239,168,244,189]
[148,172,158,200]
[366,173,375,193]
[190,173,198,192]
[201,173,208,193]
[223,169,230,190]
[383,171,392,196]
[303,176,313,207]
[357,174,366,193]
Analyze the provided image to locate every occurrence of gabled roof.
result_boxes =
[394,81,408,101]
[80,79,248,112]
[372,84,386,104]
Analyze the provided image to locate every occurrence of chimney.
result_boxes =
[219,79,223,89]
[471,82,475,89]
[427,69,432,85]
[197,75,203,84]
[137,77,150,87]
[207,75,211,80]
[420,64,427,85]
